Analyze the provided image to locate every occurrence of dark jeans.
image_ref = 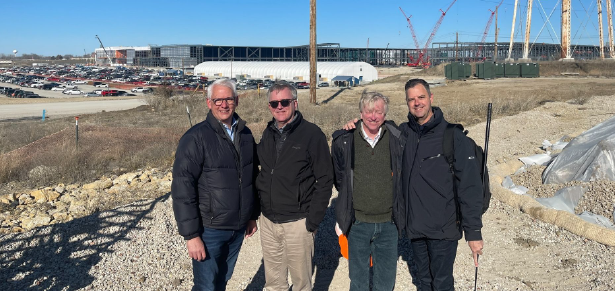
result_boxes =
[411,238,458,291]
[348,220,398,291]
[192,226,246,291]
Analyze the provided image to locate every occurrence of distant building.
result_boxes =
[193,61,378,83]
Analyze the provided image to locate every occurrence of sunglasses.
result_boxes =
[269,99,294,108]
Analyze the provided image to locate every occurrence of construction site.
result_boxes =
[93,0,615,69]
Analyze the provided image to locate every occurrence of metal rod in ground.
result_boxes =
[75,116,79,150]
[42,109,46,121]
[483,103,492,187]
[186,106,192,127]
[474,254,479,291]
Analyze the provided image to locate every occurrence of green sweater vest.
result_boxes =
[352,127,393,223]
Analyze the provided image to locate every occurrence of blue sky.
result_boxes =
[0,0,607,56]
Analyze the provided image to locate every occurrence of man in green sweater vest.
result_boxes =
[332,91,408,290]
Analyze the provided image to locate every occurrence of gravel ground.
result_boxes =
[2,95,615,290]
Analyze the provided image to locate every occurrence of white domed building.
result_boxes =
[193,61,378,84]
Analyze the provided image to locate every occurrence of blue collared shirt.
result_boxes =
[222,117,238,140]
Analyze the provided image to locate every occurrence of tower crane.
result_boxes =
[95,35,113,66]
[477,0,504,61]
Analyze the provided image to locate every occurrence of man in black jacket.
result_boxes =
[255,81,333,291]
[332,91,406,290]
[402,78,484,291]
[171,79,259,291]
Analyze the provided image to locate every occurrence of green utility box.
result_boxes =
[495,63,505,78]
[445,63,459,80]
[463,63,472,78]
[476,63,484,79]
[520,63,540,78]
[445,62,471,80]
[476,62,496,79]
[483,62,496,79]
[504,63,521,78]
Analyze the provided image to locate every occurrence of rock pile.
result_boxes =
[0,168,172,234]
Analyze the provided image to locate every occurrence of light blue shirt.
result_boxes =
[222,117,238,140]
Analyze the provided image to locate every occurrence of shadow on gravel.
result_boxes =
[244,199,341,291]
[0,192,170,291]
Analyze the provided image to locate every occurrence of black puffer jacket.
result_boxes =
[256,111,334,232]
[401,107,483,241]
[172,111,259,240]
[332,120,406,235]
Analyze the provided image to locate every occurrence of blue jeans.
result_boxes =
[411,238,458,291]
[348,220,398,291]
[192,226,246,291]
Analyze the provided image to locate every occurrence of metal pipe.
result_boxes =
[508,0,520,60]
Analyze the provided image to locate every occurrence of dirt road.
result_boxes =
[0,99,145,121]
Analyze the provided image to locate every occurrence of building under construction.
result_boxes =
[94,42,607,68]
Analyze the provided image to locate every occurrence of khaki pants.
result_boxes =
[260,216,315,291]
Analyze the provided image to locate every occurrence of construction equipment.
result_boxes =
[477,0,504,61]
[399,0,456,68]
[95,35,113,66]
[420,0,457,68]
[399,7,422,66]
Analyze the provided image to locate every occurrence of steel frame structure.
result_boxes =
[98,42,607,68]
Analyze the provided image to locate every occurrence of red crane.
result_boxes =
[477,0,504,61]
[420,0,457,68]
[399,7,422,66]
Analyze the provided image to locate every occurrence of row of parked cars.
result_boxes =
[0,86,42,98]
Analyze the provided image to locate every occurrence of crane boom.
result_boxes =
[477,0,504,61]
[399,7,421,50]
[421,0,457,67]
[95,35,113,66]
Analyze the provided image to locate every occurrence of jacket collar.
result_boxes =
[268,110,303,134]
[407,106,443,134]
[206,111,245,135]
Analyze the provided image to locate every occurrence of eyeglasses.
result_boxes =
[269,99,294,108]
[211,97,236,106]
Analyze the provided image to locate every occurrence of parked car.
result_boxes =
[142,87,154,94]
[296,82,309,89]
[101,90,118,96]
[72,80,87,84]
[83,91,101,97]
[51,87,65,91]
[131,87,147,93]
[95,83,109,88]
[318,82,329,87]
[64,89,82,95]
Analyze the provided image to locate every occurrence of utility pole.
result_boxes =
[599,0,605,59]
[607,0,615,58]
[507,0,519,62]
[455,32,459,62]
[309,0,317,104]
[495,6,499,61]
[521,0,534,61]
[562,0,573,60]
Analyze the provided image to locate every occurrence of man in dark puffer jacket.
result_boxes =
[172,79,259,291]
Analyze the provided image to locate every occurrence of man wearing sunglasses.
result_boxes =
[255,81,334,291]
[172,78,259,291]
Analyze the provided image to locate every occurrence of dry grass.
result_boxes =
[2,62,615,190]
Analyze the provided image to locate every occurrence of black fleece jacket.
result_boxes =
[401,107,483,241]
[255,111,334,232]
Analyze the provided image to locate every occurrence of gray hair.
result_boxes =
[207,78,237,99]
[359,90,389,114]
[268,80,297,100]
